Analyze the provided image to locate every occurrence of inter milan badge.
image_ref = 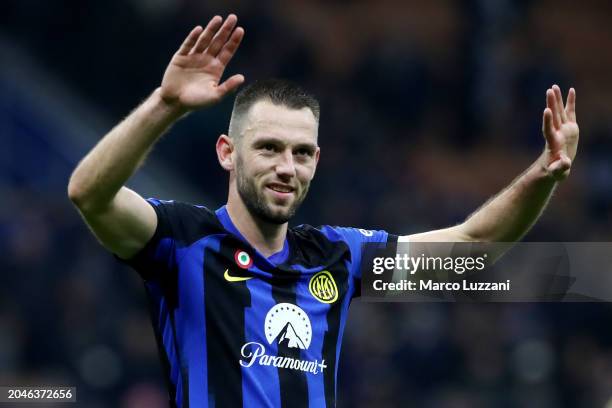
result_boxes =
[234,250,253,269]
[309,270,338,304]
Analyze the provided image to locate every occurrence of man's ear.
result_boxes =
[216,134,235,171]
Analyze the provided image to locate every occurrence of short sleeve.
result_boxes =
[318,226,397,280]
[118,198,209,281]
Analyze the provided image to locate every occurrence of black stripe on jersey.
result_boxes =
[281,225,356,407]
[271,275,309,408]
[145,287,179,408]
[203,237,252,407]
[169,310,189,408]
[320,262,350,408]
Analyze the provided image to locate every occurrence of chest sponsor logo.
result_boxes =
[239,303,327,374]
[309,270,338,304]
[264,303,311,349]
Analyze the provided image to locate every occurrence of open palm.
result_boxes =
[160,14,245,110]
[542,85,579,181]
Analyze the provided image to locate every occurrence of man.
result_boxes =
[67,14,579,408]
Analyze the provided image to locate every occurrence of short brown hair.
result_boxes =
[228,79,320,139]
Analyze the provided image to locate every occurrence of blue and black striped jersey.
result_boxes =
[121,198,394,408]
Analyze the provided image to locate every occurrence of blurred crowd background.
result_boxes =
[2,0,612,407]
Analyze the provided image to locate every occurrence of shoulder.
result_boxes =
[286,224,352,268]
[315,225,389,244]
[287,224,391,266]
[290,224,389,243]
[145,198,225,244]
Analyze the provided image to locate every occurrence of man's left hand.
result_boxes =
[541,85,579,181]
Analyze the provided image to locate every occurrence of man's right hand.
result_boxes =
[160,14,245,111]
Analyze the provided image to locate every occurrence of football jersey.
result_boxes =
[120,198,395,408]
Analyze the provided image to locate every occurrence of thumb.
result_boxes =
[216,74,245,98]
[546,155,572,180]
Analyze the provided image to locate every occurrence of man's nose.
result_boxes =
[275,150,297,179]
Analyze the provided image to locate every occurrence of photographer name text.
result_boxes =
[372,279,511,292]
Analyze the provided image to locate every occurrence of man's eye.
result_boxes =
[295,148,313,157]
[262,144,277,152]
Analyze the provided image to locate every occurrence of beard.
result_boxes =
[236,157,309,225]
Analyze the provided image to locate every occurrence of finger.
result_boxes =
[176,26,203,55]
[217,27,244,66]
[566,87,577,122]
[546,89,561,130]
[542,107,560,152]
[207,14,238,57]
[552,84,567,123]
[192,15,224,53]
[216,74,245,98]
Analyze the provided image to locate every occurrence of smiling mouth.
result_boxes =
[266,184,295,194]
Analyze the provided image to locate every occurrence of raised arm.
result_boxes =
[407,85,579,245]
[68,15,244,259]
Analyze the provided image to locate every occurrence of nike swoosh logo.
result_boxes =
[224,269,253,282]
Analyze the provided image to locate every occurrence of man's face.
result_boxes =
[234,100,320,224]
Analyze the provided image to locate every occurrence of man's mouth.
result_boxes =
[267,183,294,193]
[266,183,295,199]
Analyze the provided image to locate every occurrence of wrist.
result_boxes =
[533,151,559,183]
[151,87,189,121]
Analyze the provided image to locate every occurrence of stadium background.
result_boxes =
[2,0,612,406]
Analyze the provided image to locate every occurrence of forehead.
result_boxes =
[242,100,318,145]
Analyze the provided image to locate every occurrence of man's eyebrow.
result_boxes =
[252,136,284,145]
[293,142,318,151]
[252,137,318,150]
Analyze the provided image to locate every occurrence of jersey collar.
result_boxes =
[215,205,290,265]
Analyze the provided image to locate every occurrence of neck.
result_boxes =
[226,188,288,258]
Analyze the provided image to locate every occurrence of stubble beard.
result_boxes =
[235,157,309,225]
